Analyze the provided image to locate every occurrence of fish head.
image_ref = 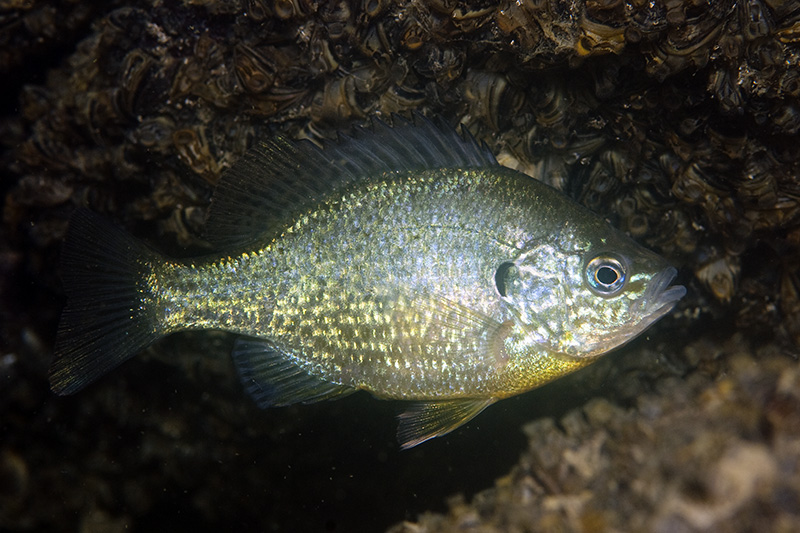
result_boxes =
[497,228,686,360]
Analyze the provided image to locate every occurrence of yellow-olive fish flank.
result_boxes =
[50,115,686,448]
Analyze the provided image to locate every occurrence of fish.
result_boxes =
[49,115,686,449]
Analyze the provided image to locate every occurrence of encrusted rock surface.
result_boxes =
[1,0,799,531]
[390,334,800,533]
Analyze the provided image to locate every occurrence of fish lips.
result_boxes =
[632,266,687,326]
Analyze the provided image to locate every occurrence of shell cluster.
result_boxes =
[2,1,799,340]
[2,1,800,531]
[4,0,800,345]
[393,335,800,533]
[0,1,99,75]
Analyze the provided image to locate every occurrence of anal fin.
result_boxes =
[232,337,355,407]
[397,398,496,449]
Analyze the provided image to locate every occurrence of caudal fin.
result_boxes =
[50,209,162,395]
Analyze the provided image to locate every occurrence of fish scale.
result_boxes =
[49,115,685,448]
[160,169,526,393]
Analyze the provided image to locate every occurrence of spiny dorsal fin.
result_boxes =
[397,398,496,449]
[232,337,356,407]
[204,113,496,250]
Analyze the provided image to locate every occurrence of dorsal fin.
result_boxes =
[203,113,496,249]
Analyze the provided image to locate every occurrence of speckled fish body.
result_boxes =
[50,116,685,448]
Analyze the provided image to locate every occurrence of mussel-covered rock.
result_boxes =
[2,0,800,531]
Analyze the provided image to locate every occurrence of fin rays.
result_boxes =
[232,337,356,407]
[397,398,496,449]
[203,113,496,249]
[50,209,161,395]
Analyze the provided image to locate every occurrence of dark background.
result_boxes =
[1,1,799,531]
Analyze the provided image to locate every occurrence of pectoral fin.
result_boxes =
[369,286,514,370]
[397,398,497,449]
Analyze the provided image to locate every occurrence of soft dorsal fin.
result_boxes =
[204,113,496,249]
[232,337,356,407]
[397,398,497,449]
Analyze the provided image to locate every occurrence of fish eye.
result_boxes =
[495,261,517,298]
[586,255,626,296]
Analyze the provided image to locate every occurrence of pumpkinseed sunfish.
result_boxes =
[50,116,686,448]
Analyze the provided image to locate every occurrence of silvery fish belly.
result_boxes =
[50,116,686,448]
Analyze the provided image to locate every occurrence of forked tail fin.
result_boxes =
[50,209,162,395]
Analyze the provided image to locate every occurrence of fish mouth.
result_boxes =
[634,266,687,325]
[560,267,686,359]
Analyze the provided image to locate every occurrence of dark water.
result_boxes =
[9,328,618,532]
[118,338,646,532]
[3,0,797,530]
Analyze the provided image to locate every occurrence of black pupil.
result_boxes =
[495,262,515,297]
[596,265,619,286]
